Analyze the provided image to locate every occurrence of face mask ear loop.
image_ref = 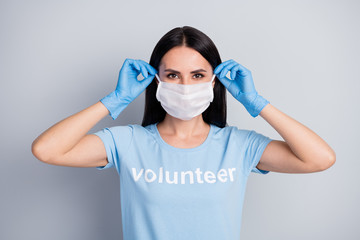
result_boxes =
[155,74,161,82]
[211,74,216,83]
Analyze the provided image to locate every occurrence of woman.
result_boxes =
[32,26,336,240]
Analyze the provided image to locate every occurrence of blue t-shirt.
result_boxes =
[92,123,272,240]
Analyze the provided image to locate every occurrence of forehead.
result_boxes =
[159,46,211,70]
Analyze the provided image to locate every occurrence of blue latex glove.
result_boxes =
[100,58,157,120]
[214,59,269,117]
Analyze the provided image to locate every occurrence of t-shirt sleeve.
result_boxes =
[91,125,133,171]
[244,130,273,175]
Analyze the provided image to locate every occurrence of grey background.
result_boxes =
[1,0,359,239]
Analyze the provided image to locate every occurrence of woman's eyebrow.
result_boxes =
[164,69,207,74]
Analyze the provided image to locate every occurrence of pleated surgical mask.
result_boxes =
[155,74,216,120]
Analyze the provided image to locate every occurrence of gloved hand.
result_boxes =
[214,59,269,117]
[100,58,157,120]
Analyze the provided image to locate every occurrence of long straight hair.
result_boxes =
[141,26,226,128]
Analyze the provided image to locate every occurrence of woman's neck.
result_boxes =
[157,114,210,138]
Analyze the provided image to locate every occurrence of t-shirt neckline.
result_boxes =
[152,123,213,152]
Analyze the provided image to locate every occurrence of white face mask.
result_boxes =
[155,74,216,120]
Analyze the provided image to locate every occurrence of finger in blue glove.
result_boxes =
[214,59,269,117]
[101,58,157,120]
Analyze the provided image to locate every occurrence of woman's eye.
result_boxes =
[167,74,178,79]
[194,74,204,79]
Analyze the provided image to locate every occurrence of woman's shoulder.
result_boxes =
[100,123,155,136]
[211,123,251,135]
[127,123,158,137]
[211,124,264,142]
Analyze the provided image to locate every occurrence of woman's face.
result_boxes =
[158,46,215,86]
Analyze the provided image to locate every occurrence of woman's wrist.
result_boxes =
[100,91,130,120]
[240,93,269,117]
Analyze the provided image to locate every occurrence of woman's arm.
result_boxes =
[257,104,336,173]
[31,101,110,167]
[214,60,335,173]
[32,59,157,168]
